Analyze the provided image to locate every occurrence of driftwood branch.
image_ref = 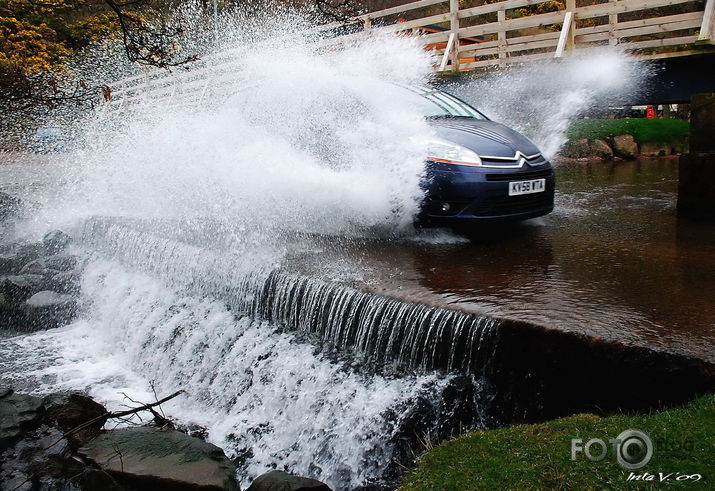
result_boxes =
[45,389,185,452]
[11,390,185,491]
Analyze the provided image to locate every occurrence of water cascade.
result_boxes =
[81,218,501,375]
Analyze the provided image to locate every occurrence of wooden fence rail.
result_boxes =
[353,0,715,71]
[104,0,714,109]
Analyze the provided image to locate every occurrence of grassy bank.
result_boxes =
[400,394,714,490]
[567,118,690,145]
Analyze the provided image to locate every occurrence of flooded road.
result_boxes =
[286,157,715,362]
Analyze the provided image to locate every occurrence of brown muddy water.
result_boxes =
[285,157,715,363]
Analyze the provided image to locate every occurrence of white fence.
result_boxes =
[103,0,714,109]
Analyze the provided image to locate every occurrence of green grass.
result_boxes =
[400,394,714,490]
[567,118,690,145]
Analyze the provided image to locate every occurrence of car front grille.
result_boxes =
[485,169,554,182]
[472,193,554,216]
[481,154,548,167]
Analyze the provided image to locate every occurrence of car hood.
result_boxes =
[430,118,542,158]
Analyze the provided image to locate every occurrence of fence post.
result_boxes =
[678,93,715,220]
[608,0,618,46]
[698,0,715,43]
[449,0,460,70]
[556,0,576,57]
[498,8,507,64]
[566,0,576,51]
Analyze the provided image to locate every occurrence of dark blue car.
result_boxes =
[406,85,556,227]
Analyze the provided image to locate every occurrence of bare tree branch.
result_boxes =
[103,0,199,69]
[43,389,185,452]
[314,0,364,22]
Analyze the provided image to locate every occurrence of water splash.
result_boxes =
[442,49,650,158]
[22,27,439,243]
[0,10,648,490]
[0,19,485,488]
[0,259,459,489]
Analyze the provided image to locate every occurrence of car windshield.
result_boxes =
[398,85,488,120]
[343,79,488,120]
[229,79,488,121]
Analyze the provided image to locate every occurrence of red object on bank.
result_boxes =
[646,105,656,119]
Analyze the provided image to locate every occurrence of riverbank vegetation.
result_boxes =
[401,394,714,490]
[568,118,690,145]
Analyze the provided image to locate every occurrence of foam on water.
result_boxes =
[0,259,457,489]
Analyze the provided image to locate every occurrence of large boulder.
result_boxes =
[44,392,106,426]
[43,392,106,443]
[0,274,47,304]
[247,471,332,491]
[0,390,122,490]
[15,242,46,266]
[43,254,78,272]
[22,290,78,331]
[82,469,123,491]
[48,270,81,295]
[0,389,44,450]
[559,138,591,158]
[590,138,613,160]
[0,424,79,490]
[0,253,17,275]
[42,230,72,255]
[18,259,55,276]
[0,283,77,332]
[611,134,639,159]
[79,426,240,491]
[19,254,77,275]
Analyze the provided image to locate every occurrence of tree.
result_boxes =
[0,0,198,120]
[0,0,365,127]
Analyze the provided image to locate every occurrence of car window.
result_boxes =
[229,79,487,121]
[401,85,487,120]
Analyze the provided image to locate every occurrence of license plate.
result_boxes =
[509,178,546,196]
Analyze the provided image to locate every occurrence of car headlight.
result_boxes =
[425,138,482,166]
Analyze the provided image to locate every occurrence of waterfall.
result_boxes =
[80,218,501,375]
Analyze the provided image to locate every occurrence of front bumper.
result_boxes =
[417,161,556,226]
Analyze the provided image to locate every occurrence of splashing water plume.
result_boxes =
[2,15,467,490]
[444,49,649,158]
[27,26,437,243]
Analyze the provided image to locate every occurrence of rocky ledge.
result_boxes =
[0,388,333,491]
[558,134,678,160]
[0,228,81,334]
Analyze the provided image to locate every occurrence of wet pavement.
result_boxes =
[286,158,715,363]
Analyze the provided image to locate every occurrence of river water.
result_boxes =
[1,154,712,490]
[284,157,715,363]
